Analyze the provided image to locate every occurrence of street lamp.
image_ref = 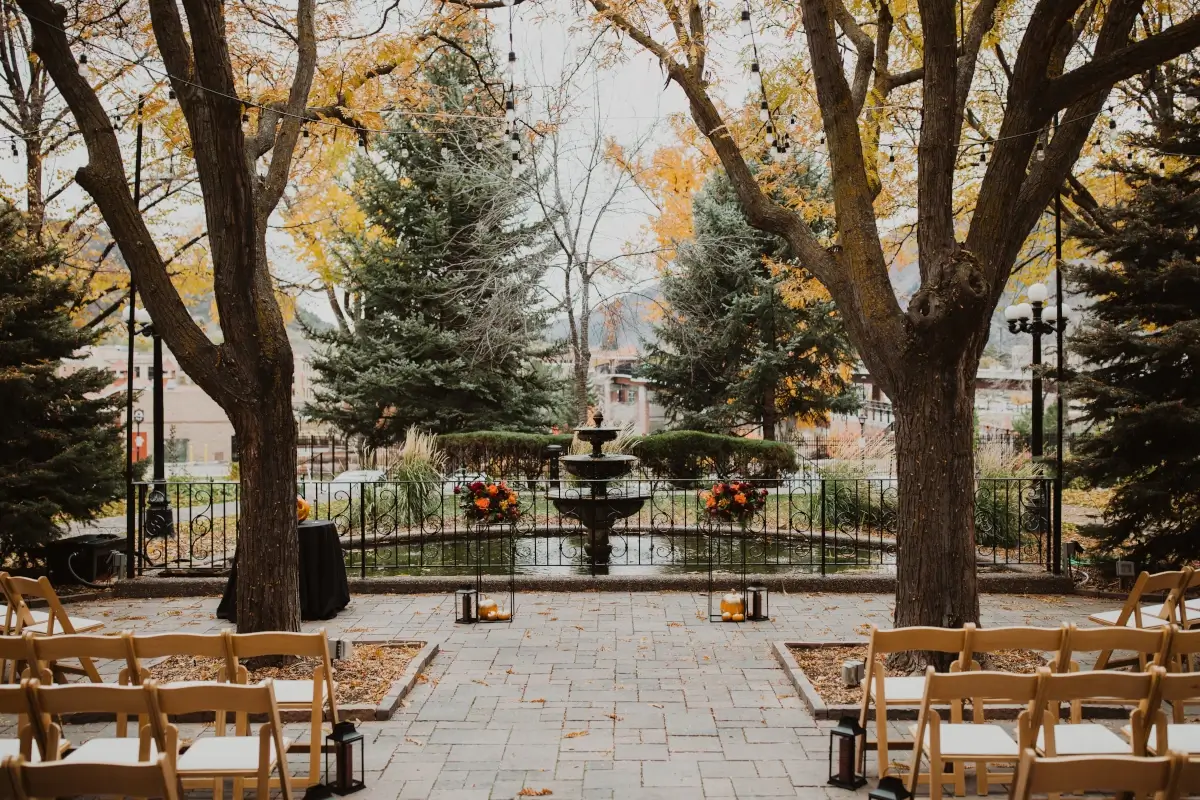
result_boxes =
[130,306,174,539]
[1004,282,1072,572]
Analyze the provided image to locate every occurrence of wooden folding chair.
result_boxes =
[6,753,182,800]
[0,756,13,800]
[1060,624,1172,673]
[1033,666,1162,762]
[1087,570,1191,668]
[1161,626,1200,674]
[0,576,102,683]
[0,636,31,687]
[857,625,973,778]
[228,630,338,787]
[148,680,293,800]
[955,625,1069,673]
[1008,747,1181,800]
[0,575,48,635]
[1139,670,1200,756]
[0,683,44,766]
[27,678,162,766]
[905,667,1041,799]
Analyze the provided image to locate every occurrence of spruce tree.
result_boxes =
[643,171,858,439]
[307,43,562,443]
[1068,72,1200,564]
[0,208,126,560]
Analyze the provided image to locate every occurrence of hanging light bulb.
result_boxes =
[440,147,451,160]
[505,51,517,76]
[511,152,522,177]
[766,125,775,145]
[740,7,752,35]
[1035,140,1045,161]
[750,60,760,73]
[476,138,484,151]
[505,97,516,123]
[168,88,176,100]
[1126,149,1134,164]
[818,134,825,146]
[889,147,895,163]
[112,114,121,131]
[788,113,797,132]
[242,104,250,123]
[400,146,409,160]
[77,51,90,79]
[772,145,787,163]
[357,136,366,150]
[759,100,769,121]
[9,142,16,158]
[509,130,520,153]
[302,125,310,138]
[978,144,987,165]
[1160,159,1167,173]
[1108,117,1117,131]
[502,0,515,6]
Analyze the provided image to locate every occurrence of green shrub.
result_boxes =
[628,431,796,481]
[436,431,574,477]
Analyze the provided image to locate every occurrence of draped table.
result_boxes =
[216,520,350,621]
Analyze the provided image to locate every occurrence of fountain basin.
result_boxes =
[559,453,638,481]
[552,491,648,530]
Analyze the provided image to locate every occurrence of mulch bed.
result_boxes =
[148,642,423,706]
[787,644,1047,706]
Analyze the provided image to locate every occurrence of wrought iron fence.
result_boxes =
[130,475,1055,577]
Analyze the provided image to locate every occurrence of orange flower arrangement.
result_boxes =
[456,480,521,523]
[699,480,768,527]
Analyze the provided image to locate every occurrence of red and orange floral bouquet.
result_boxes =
[455,481,521,524]
[700,480,768,528]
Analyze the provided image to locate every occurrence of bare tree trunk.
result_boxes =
[233,384,300,633]
[891,357,980,665]
[25,144,43,242]
[761,387,777,441]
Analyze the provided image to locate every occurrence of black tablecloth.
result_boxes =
[216,520,350,621]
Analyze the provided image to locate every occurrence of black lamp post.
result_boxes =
[132,307,174,539]
[1004,283,1071,572]
[124,94,145,578]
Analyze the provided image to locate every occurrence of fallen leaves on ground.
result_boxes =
[148,643,423,706]
[517,789,552,796]
[788,644,1047,705]
[564,730,588,738]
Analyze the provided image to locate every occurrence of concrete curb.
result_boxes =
[341,638,440,722]
[112,570,1073,598]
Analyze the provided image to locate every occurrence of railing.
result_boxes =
[130,475,1056,578]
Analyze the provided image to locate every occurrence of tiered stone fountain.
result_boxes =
[551,412,650,568]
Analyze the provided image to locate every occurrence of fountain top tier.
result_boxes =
[559,411,638,481]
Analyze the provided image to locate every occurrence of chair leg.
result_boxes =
[952,759,965,797]
[975,760,988,796]
[929,754,944,800]
[308,710,321,785]
[876,714,890,778]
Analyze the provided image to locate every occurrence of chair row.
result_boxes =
[900,664,1200,798]
[1088,568,1200,657]
[1,754,183,800]
[0,629,338,788]
[1,575,104,684]
[1,678,291,798]
[858,622,1200,788]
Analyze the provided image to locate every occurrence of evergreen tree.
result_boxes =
[643,171,858,439]
[1068,72,1200,563]
[307,43,562,443]
[0,208,126,559]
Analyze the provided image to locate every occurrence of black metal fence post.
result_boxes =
[819,479,827,577]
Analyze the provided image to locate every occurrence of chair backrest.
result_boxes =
[1037,665,1163,733]
[1163,626,1200,672]
[865,625,973,657]
[0,683,44,766]
[1061,624,1171,670]
[7,754,182,800]
[0,636,29,684]
[1123,569,1191,627]
[958,625,1067,672]
[923,667,1043,705]
[30,679,155,719]
[27,632,134,684]
[1009,748,1180,800]
[0,576,71,636]
[0,757,13,800]
[128,631,234,683]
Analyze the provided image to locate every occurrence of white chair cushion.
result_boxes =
[0,606,49,623]
[65,738,158,764]
[871,676,927,704]
[0,739,41,763]
[268,678,326,705]
[1142,724,1200,754]
[1037,724,1132,755]
[1086,608,1172,628]
[909,723,1019,758]
[21,616,104,635]
[177,735,291,774]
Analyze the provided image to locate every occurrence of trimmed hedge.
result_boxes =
[628,431,796,481]
[437,431,574,476]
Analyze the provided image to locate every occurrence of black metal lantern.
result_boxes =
[868,776,913,800]
[827,715,867,789]
[745,585,769,621]
[455,587,479,624]
[325,721,365,794]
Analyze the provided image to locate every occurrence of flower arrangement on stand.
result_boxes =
[700,480,768,530]
[455,480,522,524]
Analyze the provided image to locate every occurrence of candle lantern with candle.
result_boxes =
[324,721,365,794]
[827,715,867,789]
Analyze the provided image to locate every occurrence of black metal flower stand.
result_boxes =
[708,521,751,623]
[468,522,516,623]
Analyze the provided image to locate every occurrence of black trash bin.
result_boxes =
[45,534,124,586]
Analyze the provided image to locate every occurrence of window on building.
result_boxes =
[627,387,638,404]
[133,366,141,378]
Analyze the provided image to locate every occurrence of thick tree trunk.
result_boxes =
[25,146,43,242]
[891,357,980,665]
[573,359,590,426]
[761,386,777,441]
[233,384,300,633]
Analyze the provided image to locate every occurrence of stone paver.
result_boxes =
[0,590,1113,798]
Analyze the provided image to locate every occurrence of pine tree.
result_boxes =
[1068,72,1200,564]
[0,208,126,560]
[307,43,562,443]
[643,171,858,439]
